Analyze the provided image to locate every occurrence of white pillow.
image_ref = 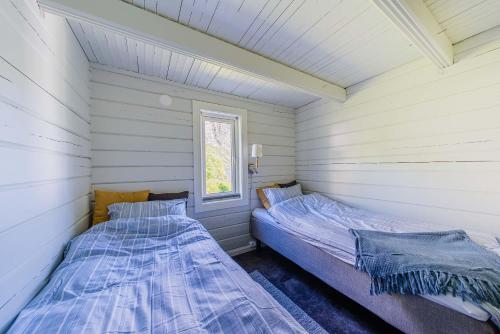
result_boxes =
[108,199,187,220]
[263,184,302,207]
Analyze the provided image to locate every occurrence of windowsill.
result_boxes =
[203,194,242,202]
[195,195,248,213]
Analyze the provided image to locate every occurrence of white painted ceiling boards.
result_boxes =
[65,0,500,108]
[121,0,421,87]
[69,20,318,108]
[425,0,500,43]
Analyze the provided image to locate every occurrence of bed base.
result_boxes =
[251,217,497,334]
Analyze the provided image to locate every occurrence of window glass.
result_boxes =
[203,116,236,197]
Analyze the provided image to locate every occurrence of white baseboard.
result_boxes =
[227,245,256,257]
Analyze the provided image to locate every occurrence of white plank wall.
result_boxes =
[90,66,296,254]
[296,49,500,236]
[0,0,91,331]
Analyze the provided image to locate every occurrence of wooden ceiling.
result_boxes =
[69,20,319,108]
[120,0,421,87]
[66,0,500,108]
[425,0,500,43]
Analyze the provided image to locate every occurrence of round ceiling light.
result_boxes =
[159,94,173,107]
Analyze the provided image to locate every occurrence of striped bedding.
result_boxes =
[8,216,306,333]
[107,199,187,219]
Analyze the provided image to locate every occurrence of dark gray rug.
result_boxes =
[250,270,328,334]
[236,248,400,334]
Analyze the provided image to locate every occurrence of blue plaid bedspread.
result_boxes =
[8,216,306,333]
[350,229,500,328]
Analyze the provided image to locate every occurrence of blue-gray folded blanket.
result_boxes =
[350,229,500,327]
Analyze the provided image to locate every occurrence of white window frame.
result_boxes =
[193,101,248,213]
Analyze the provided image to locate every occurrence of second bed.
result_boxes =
[251,193,499,334]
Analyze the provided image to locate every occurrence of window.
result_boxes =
[202,114,237,199]
[193,101,248,212]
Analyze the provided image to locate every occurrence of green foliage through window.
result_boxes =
[204,119,233,194]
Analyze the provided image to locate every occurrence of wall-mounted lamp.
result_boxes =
[249,144,263,174]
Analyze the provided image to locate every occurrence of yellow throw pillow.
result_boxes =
[256,183,280,209]
[92,189,149,225]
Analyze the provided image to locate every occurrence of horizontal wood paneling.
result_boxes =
[90,67,295,253]
[0,148,90,185]
[1,177,91,233]
[296,49,500,235]
[208,223,249,242]
[218,234,254,252]
[0,214,89,333]
[0,59,90,143]
[0,1,90,331]
[91,116,192,139]
[92,133,193,153]
[92,151,193,167]
[0,196,90,277]
[92,166,194,184]
[91,99,192,125]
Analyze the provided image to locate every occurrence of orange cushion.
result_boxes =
[256,183,280,209]
[92,189,149,225]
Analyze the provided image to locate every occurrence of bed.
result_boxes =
[251,193,499,334]
[8,211,308,333]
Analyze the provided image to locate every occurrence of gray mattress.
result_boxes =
[251,210,497,334]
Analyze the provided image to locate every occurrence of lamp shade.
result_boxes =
[251,144,263,158]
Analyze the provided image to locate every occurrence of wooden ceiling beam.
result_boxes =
[37,0,346,102]
[372,0,453,69]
